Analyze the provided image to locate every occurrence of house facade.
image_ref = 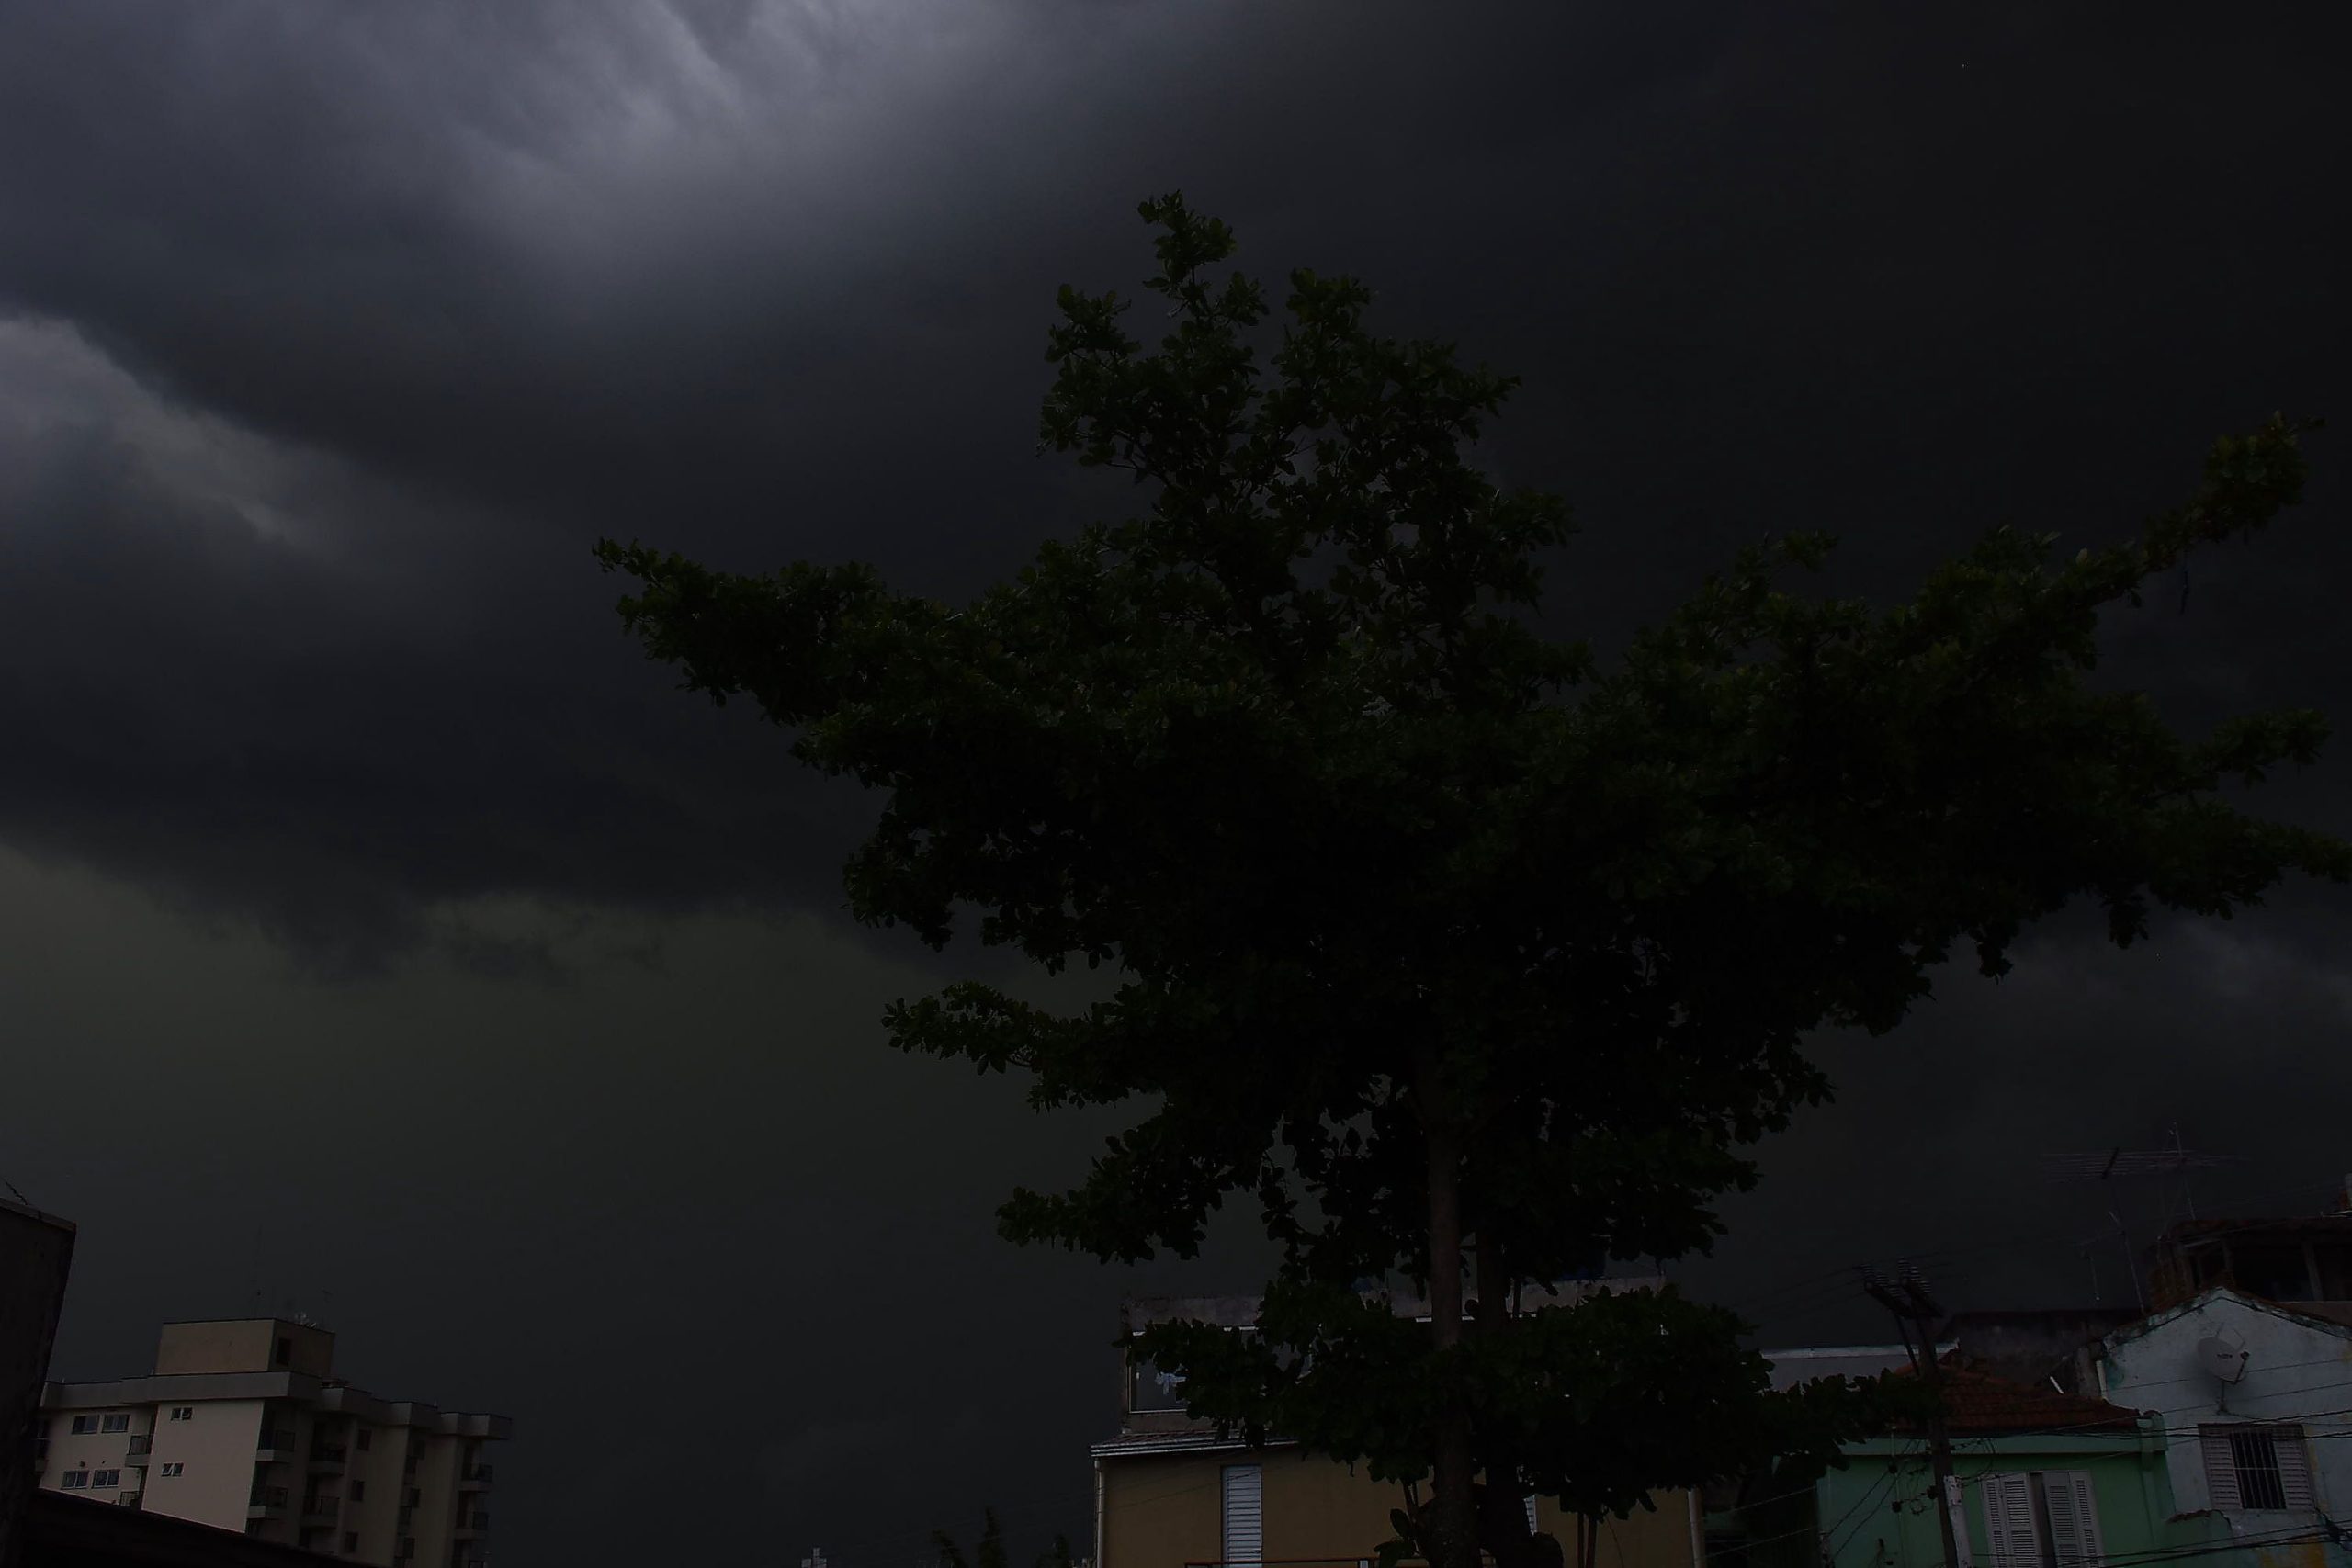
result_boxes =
[1093,1288,1702,1568]
[2096,1287,2352,1568]
[1722,1366,2176,1568]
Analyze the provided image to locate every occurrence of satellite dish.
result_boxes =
[2198,1332,2250,1384]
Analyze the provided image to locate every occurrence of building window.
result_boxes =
[92,1470,121,1488]
[1221,1463,1263,1566]
[352,1481,367,1500]
[100,1414,130,1433]
[169,1406,193,1422]
[2233,1245,2313,1301]
[345,1532,359,1553]
[357,1428,372,1451]
[1129,1356,1189,1413]
[70,1416,96,1435]
[163,1463,185,1478]
[276,1337,291,1365]
[1981,1472,2103,1568]
[62,1471,89,1489]
[2201,1425,2313,1511]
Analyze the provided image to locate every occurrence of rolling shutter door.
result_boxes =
[1222,1463,1263,1565]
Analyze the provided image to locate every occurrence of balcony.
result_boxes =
[301,1496,340,1526]
[454,1511,490,1536]
[308,1444,348,1470]
[459,1463,493,1488]
[126,1436,152,1459]
[256,1428,299,1458]
[248,1485,289,1519]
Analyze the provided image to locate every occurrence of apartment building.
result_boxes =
[1094,1285,1703,1568]
[2,1192,77,1568]
[33,1317,509,1568]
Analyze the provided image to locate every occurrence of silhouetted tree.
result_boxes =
[932,1508,1008,1568]
[598,196,2344,1568]
[932,1508,1076,1568]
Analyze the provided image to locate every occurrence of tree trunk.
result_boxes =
[1419,1054,1478,1568]
[1476,1235,1545,1568]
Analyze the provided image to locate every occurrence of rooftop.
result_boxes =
[1902,1365,2143,1435]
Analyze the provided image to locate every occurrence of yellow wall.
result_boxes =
[1102,1447,1698,1568]
[1103,1452,1227,1568]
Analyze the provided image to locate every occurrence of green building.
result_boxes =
[1718,1366,2176,1568]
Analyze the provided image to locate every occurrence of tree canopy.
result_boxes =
[596,194,2342,1568]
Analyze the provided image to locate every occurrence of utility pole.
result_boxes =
[1864,1264,1967,1568]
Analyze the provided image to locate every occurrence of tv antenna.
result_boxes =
[2043,1133,2247,1312]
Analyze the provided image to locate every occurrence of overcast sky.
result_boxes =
[4,3,2350,1563]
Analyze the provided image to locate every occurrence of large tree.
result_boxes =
[595,196,2343,1568]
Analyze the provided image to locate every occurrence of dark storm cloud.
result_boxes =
[5,3,2352,1562]
[4,0,2344,959]
[0,316,872,969]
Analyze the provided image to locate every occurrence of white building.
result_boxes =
[2096,1288,2352,1552]
[34,1317,509,1568]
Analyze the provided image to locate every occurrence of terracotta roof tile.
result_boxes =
[1893,1365,2141,1434]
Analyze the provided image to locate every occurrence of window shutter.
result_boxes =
[1981,1473,2041,1568]
[1523,1496,1540,1537]
[1222,1463,1263,1566]
[2276,1431,2315,1510]
[2041,1473,2103,1568]
[2200,1429,2243,1511]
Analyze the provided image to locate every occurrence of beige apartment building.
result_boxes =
[1094,1288,1702,1568]
[32,1317,509,1568]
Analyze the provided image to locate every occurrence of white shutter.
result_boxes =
[2041,1473,2102,1568]
[1981,1473,2041,1568]
[1222,1463,1263,1565]
[1523,1496,1540,1537]
[2276,1431,2315,1511]
[2199,1429,2243,1511]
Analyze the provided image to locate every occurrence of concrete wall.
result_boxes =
[156,1320,334,1379]
[0,1197,74,1568]
[405,1430,466,1566]
[38,1405,141,1505]
[1100,1446,1699,1568]
[2099,1292,2352,1531]
[341,1418,403,1566]
[141,1396,267,1532]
